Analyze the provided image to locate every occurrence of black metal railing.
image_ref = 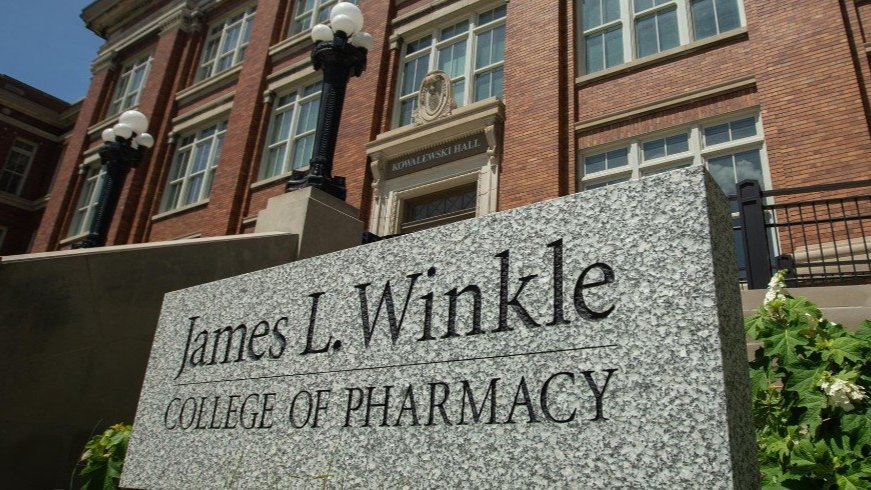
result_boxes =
[733,179,871,289]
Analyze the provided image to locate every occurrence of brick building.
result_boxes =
[0,75,78,255]
[27,0,871,254]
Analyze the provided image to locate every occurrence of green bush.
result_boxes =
[78,423,131,490]
[746,271,871,489]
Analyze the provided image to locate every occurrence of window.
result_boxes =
[395,5,506,127]
[579,0,743,74]
[0,226,6,252]
[261,82,322,179]
[198,7,256,80]
[68,165,106,237]
[401,183,477,233]
[161,122,227,212]
[580,113,766,196]
[0,139,37,195]
[108,55,152,116]
[290,0,357,35]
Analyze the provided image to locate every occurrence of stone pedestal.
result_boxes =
[254,186,363,259]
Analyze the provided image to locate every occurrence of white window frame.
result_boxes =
[289,0,358,36]
[68,164,106,238]
[197,6,256,81]
[578,0,746,75]
[107,54,152,116]
[259,81,323,180]
[161,121,227,212]
[579,110,770,195]
[0,138,37,196]
[393,4,507,128]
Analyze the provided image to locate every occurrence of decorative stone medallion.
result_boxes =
[415,70,457,125]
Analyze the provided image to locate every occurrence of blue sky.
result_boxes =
[0,0,103,103]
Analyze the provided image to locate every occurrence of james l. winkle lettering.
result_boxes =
[174,238,616,379]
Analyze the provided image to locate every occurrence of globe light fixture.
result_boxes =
[74,111,152,248]
[288,2,372,200]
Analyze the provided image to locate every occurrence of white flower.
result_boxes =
[820,378,868,412]
[764,270,789,313]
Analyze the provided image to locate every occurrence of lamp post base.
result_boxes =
[285,169,347,201]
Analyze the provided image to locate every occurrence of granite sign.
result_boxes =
[122,167,756,488]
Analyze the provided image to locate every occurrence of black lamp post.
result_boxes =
[74,110,154,248]
[286,2,373,201]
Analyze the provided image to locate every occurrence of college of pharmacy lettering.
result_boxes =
[384,132,487,179]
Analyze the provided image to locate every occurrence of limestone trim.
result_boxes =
[268,31,315,63]
[58,232,90,246]
[0,87,68,129]
[91,50,120,74]
[250,170,295,190]
[78,151,103,175]
[575,76,757,132]
[151,199,209,222]
[266,59,318,93]
[175,65,242,106]
[171,93,234,135]
[0,192,48,212]
[87,113,123,138]
[391,0,507,42]
[367,97,504,236]
[0,113,63,143]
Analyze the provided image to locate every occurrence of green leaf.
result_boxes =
[797,391,827,433]
[837,473,871,490]
[765,328,809,367]
[842,412,871,450]
[790,439,818,470]
[825,336,864,364]
[856,321,871,343]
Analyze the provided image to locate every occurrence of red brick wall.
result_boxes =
[28,0,871,251]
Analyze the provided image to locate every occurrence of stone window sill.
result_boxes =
[87,112,124,138]
[176,66,243,106]
[250,166,311,190]
[151,199,209,222]
[268,31,313,62]
[59,233,89,246]
[575,28,748,87]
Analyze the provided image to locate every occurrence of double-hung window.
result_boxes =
[108,55,152,116]
[161,122,227,212]
[261,82,322,179]
[68,165,106,237]
[580,113,767,196]
[290,0,358,35]
[395,5,506,127]
[198,7,256,80]
[0,139,37,195]
[580,0,743,75]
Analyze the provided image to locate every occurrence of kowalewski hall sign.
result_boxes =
[122,167,757,488]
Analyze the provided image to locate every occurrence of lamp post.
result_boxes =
[74,110,154,248]
[286,2,374,201]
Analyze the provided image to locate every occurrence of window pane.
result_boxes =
[271,110,293,143]
[438,41,467,77]
[491,67,503,99]
[585,32,604,73]
[399,99,417,126]
[666,133,689,153]
[184,174,203,204]
[474,71,491,100]
[441,20,469,39]
[691,0,718,40]
[493,25,505,63]
[643,139,666,160]
[604,0,621,22]
[583,0,602,30]
[453,79,466,106]
[658,8,680,51]
[297,100,319,134]
[587,177,629,190]
[401,55,430,96]
[265,146,286,177]
[634,0,653,12]
[585,154,607,174]
[292,135,315,169]
[707,155,736,195]
[191,142,212,173]
[704,123,730,146]
[607,148,629,168]
[715,0,741,32]
[734,149,763,183]
[730,117,757,140]
[220,25,241,55]
[604,26,624,68]
[635,14,657,58]
[170,152,189,180]
[476,30,493,68]
[296,0,314,15]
